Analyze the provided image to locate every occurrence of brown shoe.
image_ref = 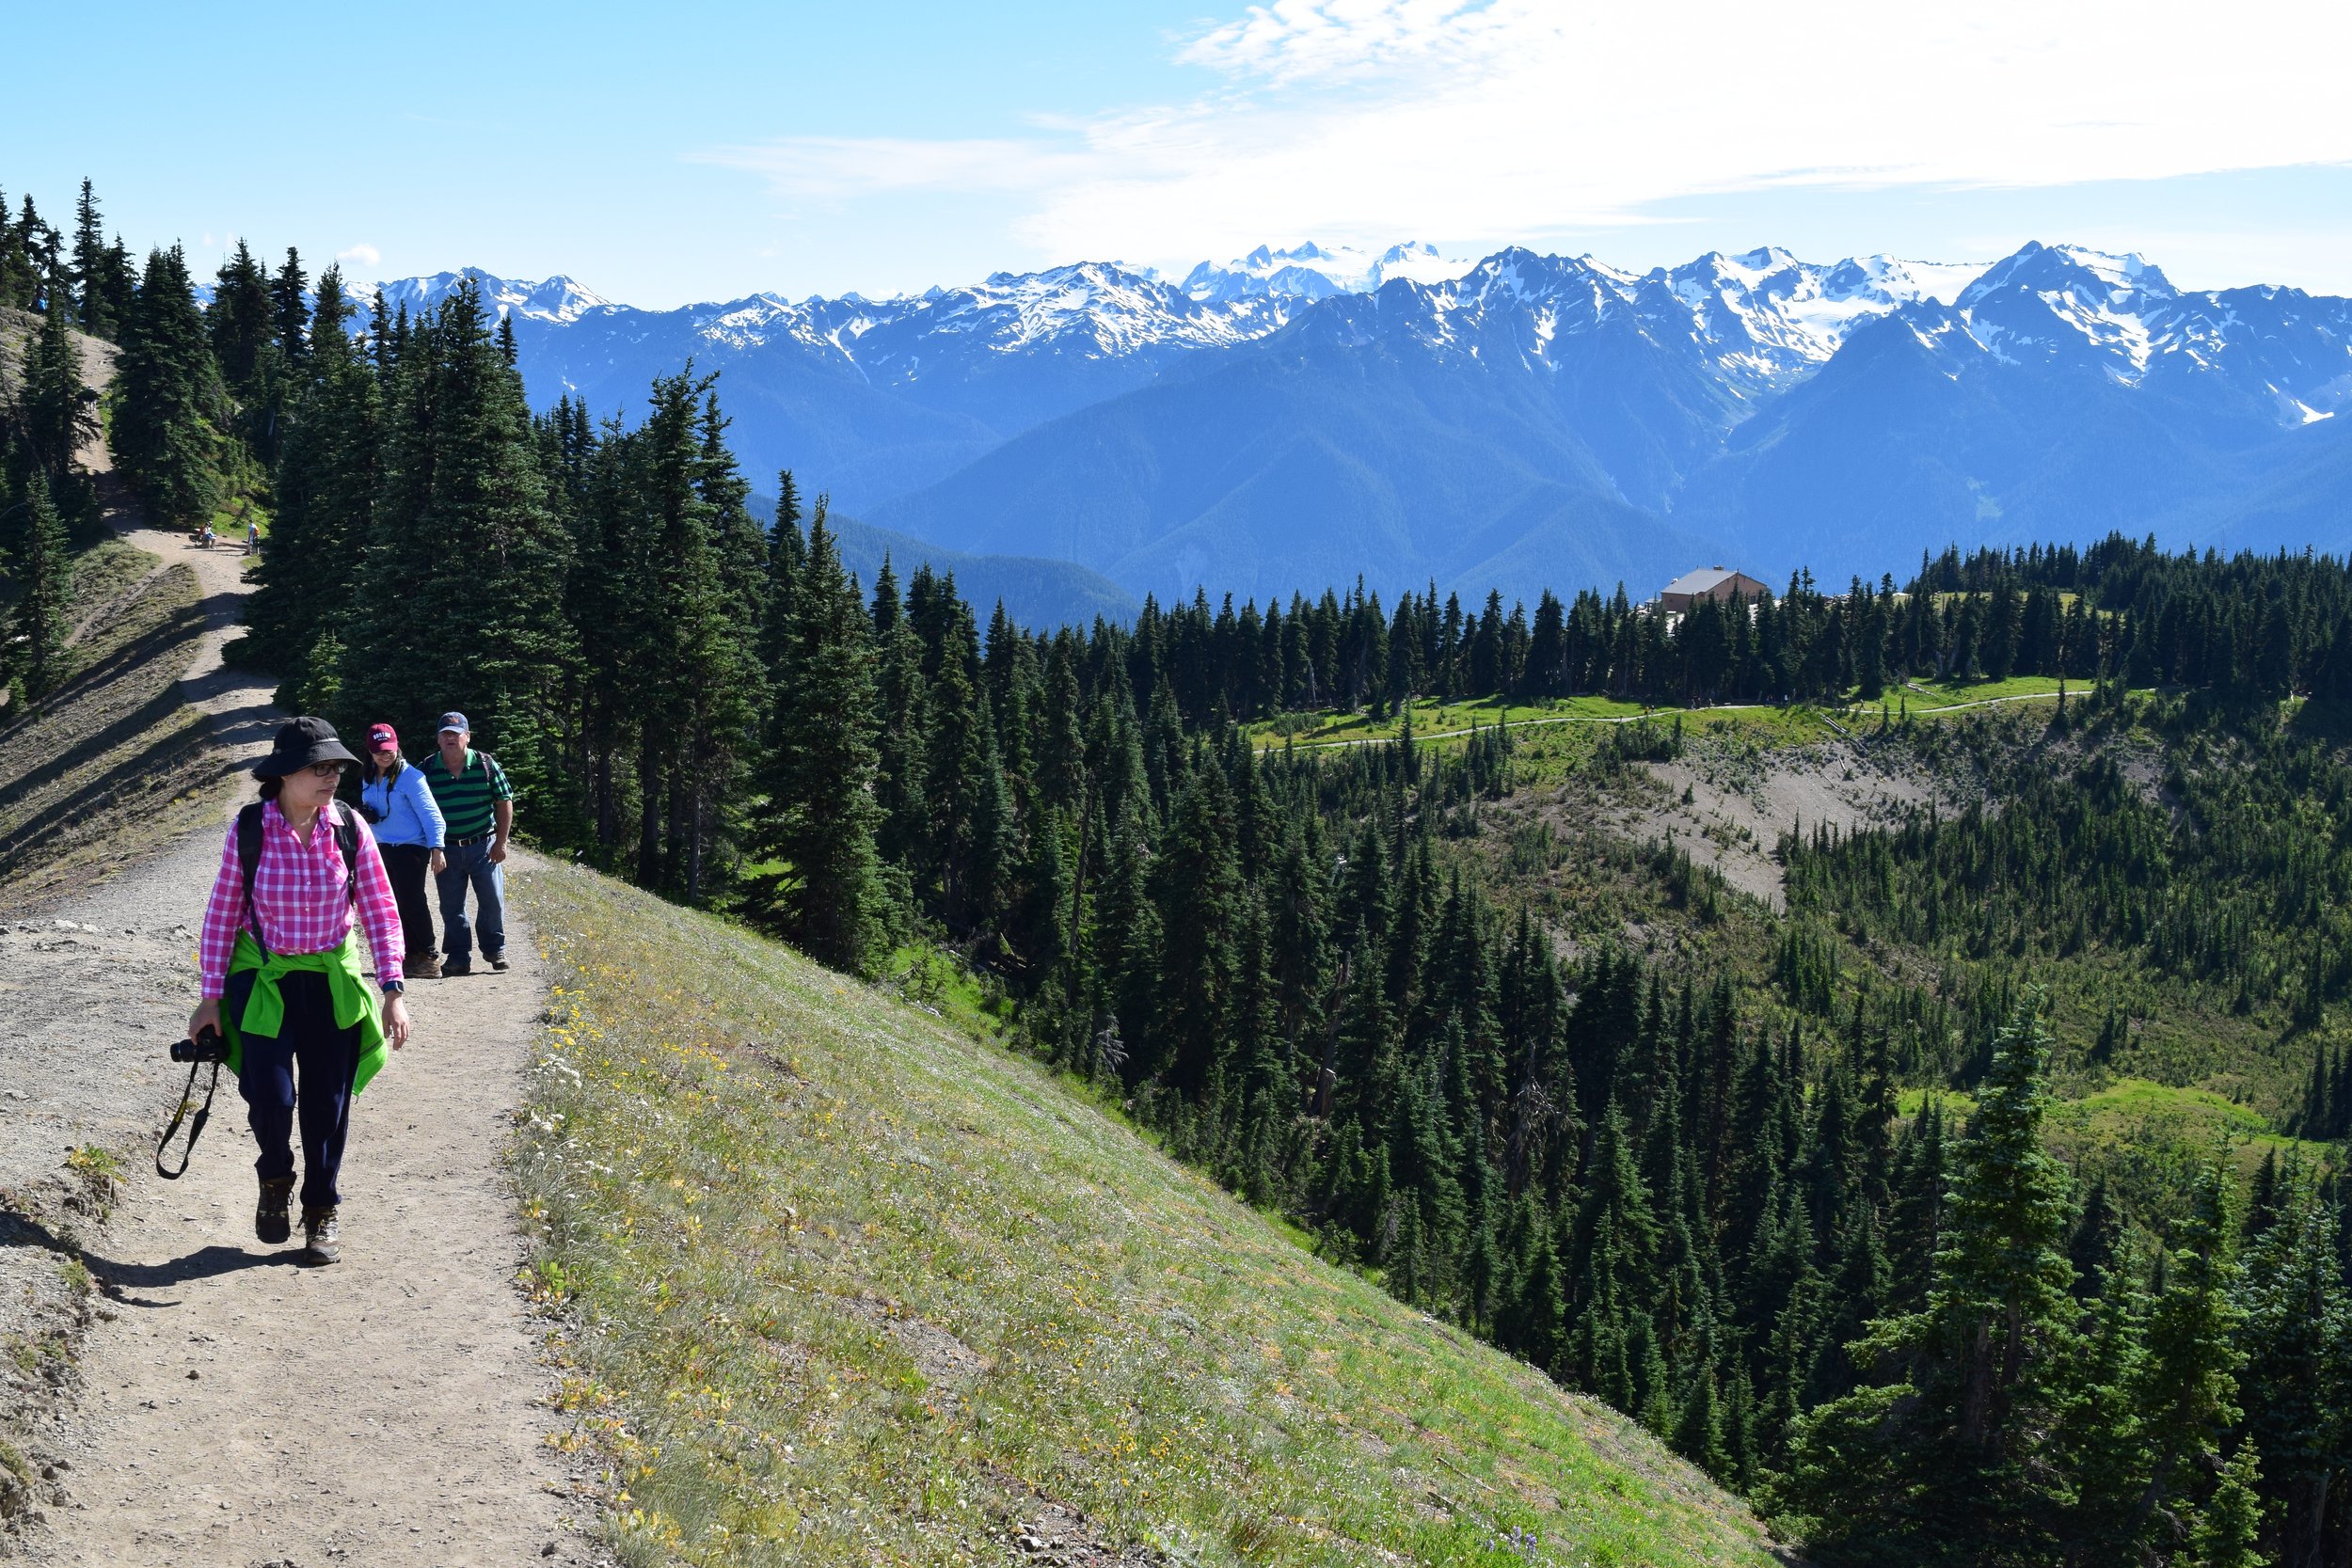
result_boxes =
[301,1207,341,1266]
[405,953,442,979]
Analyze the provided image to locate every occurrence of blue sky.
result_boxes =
[9,0,2352,307]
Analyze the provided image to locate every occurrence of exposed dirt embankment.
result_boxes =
[1572,733,1933,910]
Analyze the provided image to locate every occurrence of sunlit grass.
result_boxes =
[1892,673,2070,710]
[1248,694,1648,752]
[512,861,1781,1567]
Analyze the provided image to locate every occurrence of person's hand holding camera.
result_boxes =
[187,997,219,1046]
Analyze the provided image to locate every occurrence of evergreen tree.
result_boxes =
[3,471,73,700]
[69,179,114,339]
[16,282,99,506]
[2235,1177,2350,1567]
[755,512,886,973]
[338,281,574,805]
[250,266,377,697]
[1775,997,2078,1566]
[110,246,222,526]
[271,246,310,365]
[1150,762,1243,1098]
[2188,1443,2262,1568]
[2129,1161,2244,1558]
[209,239,274,399]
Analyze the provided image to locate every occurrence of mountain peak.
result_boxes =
[1184,240,1475,303]
[366,267,612,325]
[1961,241,2174,308]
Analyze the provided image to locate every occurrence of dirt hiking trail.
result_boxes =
[74,326,281,765]
[19,858,584,1566]
[0,336,594,1563]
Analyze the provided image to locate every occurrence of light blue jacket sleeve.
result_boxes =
[404,763,447,848]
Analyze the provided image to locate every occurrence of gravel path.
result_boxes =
[14,849,588,1566]
[0,333,596,1559]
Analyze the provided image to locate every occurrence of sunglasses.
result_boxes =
[302,762,345,779]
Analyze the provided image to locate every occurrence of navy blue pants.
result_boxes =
[238,970,361,1211]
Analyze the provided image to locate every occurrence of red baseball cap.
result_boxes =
[367,722,399,750]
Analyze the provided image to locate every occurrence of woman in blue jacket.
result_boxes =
[359,722,447,979]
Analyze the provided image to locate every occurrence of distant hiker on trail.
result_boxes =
[419,712,515,976]
[245,516,260,556]
[186,717,410,1267]
[360,721,447,979]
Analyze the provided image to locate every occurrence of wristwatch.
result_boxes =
[382,979,405,995]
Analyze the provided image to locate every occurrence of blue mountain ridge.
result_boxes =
[394,241,2352,616]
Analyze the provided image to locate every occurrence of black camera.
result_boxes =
[172,1026,229,1065]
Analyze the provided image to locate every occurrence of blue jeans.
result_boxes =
[436,839,505,963]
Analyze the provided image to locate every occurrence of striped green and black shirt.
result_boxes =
[418,749,514,840]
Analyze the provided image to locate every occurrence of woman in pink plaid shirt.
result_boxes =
[186,718,411,1265]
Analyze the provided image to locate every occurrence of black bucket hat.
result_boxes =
[252,716,361,778]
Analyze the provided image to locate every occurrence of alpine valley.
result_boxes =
[373,240,2352,617]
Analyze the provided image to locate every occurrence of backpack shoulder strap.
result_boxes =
[236,802,264,900]
[235,802,268,956]
[331,800,360,908]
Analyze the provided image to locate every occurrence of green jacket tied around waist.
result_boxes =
[222,930,388,1094]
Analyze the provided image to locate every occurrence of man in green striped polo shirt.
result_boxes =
[419,711,515,976]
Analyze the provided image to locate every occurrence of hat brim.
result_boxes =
[253,737,362,777]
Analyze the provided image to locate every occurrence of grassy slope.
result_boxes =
[0,541,230,910]
[514,862,1781,1568]
[1247,695,1852,755]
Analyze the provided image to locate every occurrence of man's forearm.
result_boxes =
[494,800,514,844]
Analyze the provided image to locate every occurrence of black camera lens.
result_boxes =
[172,1027,228,1065]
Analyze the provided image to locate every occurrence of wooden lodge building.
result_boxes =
[1658,566,1771,613]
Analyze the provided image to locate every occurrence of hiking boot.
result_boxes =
[301,1207,341,1266]
[405,953,442,979]
[486,951,509,973]
[256,1176,294,1244]
[441,957,473,977]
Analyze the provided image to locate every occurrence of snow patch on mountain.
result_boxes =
[1182,241,1475,303]
[363,267,611,325]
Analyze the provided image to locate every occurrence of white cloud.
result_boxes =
[705,0,2352,274]
[337,242,382,268]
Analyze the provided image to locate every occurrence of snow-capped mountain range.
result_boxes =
[361,241,2004,402]
[343,240,2352,611]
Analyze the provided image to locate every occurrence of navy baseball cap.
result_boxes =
[437,711,469,734]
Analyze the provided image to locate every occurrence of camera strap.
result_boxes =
[154,1058,222,1180]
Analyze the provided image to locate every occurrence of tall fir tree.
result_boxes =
[338,280,574,802]
[110,245,222,526]
[755,511,887,973]
[69,179,114,339]
[250,266,378,702]
[1775,997,2079,1566]
[2,470,73,701]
